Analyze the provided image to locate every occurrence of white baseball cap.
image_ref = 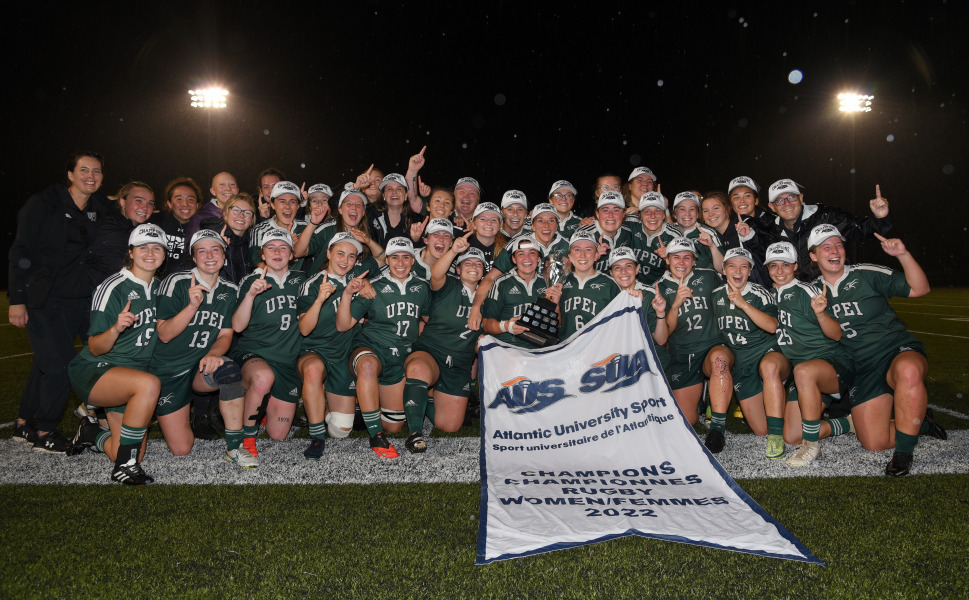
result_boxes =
[385,237,416,257]
[189,228,227,251]
[764,242,798,265]
[425,218,454,237]
[454,177,480,192]
[569,230,598,248]
[673,192,701,209]
[261,229,294,249]
[666,237,698,257]
[548,179,577,197]
[727,176,759,195]
[723,247,754,266]
[271,181,300,201]
[607,246,638,268]
[530,203,558,220]
[638,192,667,212]
[472,202,502,221]
[129,223,167,248]
[501,190,528,209]
[328,231,363,253]
[596,191,625,209]
[768,179,801,203]
[455,247,487,266]
[338,188,368,207]
[378,173,408,191]
[807,224,846,249]
[628,167,657,182]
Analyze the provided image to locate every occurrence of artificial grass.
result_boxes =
[3,476,968,599]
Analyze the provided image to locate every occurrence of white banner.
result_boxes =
[476,293,821,565]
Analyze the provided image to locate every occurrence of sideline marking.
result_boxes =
[910,330,969,340]
[893,309,969,318]
[929,404,969,421]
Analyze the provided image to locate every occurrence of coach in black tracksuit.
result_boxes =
[8,152,111,452]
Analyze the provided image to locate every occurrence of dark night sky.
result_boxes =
[4,1,967,285]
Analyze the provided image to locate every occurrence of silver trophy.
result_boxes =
[517,250,570,347]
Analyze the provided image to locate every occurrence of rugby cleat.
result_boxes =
[242,437,259,458]
[303,438,326,461]
[785,441,821,467]
[704,429,725,454]
[33,430,72,454]
[885,451,913,477]
[922,408,947,440]
[67,417,101,456]
[369,432,399,459]
[13,421,38,445]
[225,448,259,469]
[111,462,154,486]
[766,434,786,460]
[405,432,427,454]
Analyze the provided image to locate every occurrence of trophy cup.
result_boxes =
[516,249,569,347]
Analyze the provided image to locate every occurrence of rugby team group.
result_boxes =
[8,147,946,485]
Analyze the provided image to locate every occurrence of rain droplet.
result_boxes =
[850,168,856,174]
[462,143,468,149]
[942,164,955,175]
[263,129,270,135]
[494,94,506,106]
[300,163,305,169]
[886,134,895,142]
[657,79,664,87]
[738,118,749,128]
[788,70,803,84]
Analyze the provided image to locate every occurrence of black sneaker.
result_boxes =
[885,451,913,477]
[192,411,221,441]
[13,421,38,445]
[111,462,154,486]
[303,438,326,461]
[67,417,101,456]
[704,429,726,454]
[405,432,427,454]
[33,430,72,454]
[922,408,948,440]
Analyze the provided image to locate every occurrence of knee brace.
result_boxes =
[380,409,405,425]
[325,411,355,438]
[202,358,244,401]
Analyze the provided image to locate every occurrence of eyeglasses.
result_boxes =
[772,194,799,206]
[597,184,620,192]
[552,192,575,200]
[228,207,255,218]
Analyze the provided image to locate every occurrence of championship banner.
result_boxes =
[476,293,821,565]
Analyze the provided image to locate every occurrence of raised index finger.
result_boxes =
[875,184,882,200]
[873,232,887,242]
[191,274,196,287]
[259,269,267,280]
[419,145,426,156]
[366,164,374,176]
[123,300,131,313]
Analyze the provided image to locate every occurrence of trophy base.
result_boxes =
[516,298,561,347]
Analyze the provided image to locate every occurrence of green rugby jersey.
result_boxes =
[712,282,777,361]
[481,271,549,348]
[660,223,723,272]
[151,269,239,373]
[772,280,851,364]
[298,270,356,354]
[234,268,305,363]
[350,272,432,351]
[656,268,723,355]
[492,233,569,275]
[575,223,633,273]
[417,275,478,359]
[818,264,917,363]
[559,272,619,339]
[628,227,670,285]
[77,269,159,368]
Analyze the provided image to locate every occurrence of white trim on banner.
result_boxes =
[475,292,822,565]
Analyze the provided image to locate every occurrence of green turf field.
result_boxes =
[1,291,967,599]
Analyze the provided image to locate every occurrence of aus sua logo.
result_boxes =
[489,377,572,414]
[579,350,653,393]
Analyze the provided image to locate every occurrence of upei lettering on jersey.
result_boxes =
[187,309,225,329]
[385,301,422,319]
[264,294,298,313]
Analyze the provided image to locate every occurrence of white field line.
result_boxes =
[929,404,969,421]
[910,330,969,340]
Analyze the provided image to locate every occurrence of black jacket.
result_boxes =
[86,213,140,289]
[8,184,111,307]
[749,203,891,279]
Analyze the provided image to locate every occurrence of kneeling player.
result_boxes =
[712,248,788,458]
[337,237,431,458]
[68,225,166,485]
[403,238,486,451]
[296,232,368,460]
[149,230,249,466]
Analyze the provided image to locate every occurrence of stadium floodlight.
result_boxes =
[189,87,229,109]
[838,93,873,113]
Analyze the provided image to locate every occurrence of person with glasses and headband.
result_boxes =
[549,179,583,237]
[749,179,891,280]
[202,193,257,284]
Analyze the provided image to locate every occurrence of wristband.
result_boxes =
[499,320,508,333]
